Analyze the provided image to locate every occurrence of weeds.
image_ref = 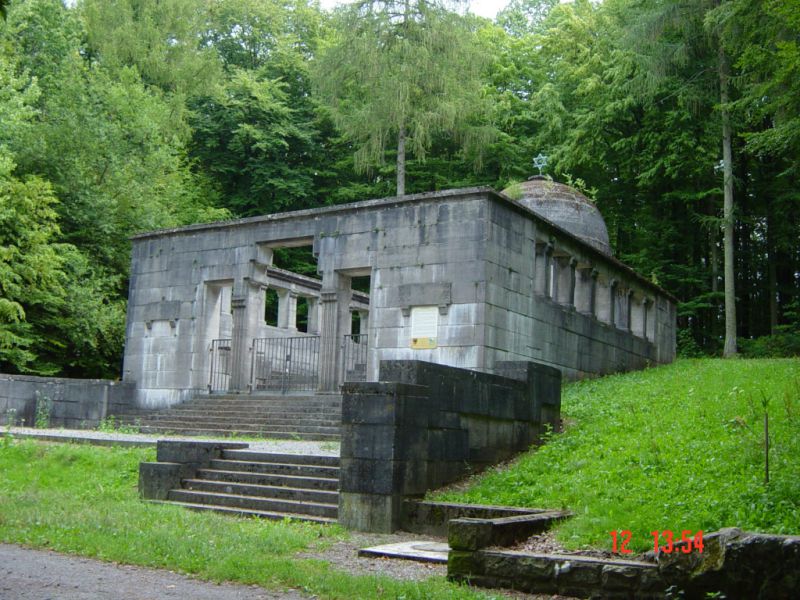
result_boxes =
[2,408,16,448]
[97,415,140,435]
[34,392,52,429]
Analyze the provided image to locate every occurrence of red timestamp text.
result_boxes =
[609,530,704,554]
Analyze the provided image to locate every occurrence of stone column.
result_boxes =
[631,295,648,339]
[575,267,597,316]
[620,289,633,332]
[318,273,352,392]
[276,289,290,329]
[534,242,553,297]
[555,256,576,306]
[307,297,320,335]
[229,280,261,391]
[356,309,370,338]
[600,278,618,326]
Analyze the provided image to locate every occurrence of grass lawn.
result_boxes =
[436,358,800,552]
[0,440,490,599]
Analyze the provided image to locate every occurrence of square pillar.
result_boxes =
[598,278,618,326]
[276,289,297,329]
[575,267,598,316]
[555,256,577,306]
[616,288,633,332]
[229,280,261,391]
[534,241,553,297]
[307,297,320,335]
[318,273,352,392]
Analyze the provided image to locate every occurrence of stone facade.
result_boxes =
[123,186,676,408]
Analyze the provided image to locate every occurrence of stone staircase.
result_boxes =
[157,449,340,524]
[122,394,342,440]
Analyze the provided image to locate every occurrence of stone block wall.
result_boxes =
[124,187,676,407]
[0,373,135,428]
[338,359,560,532]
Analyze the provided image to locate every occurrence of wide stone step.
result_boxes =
[150,500,337,524]
[148,404,342,417]
[140,415,340,428]
[175,401,342,410]
[221,450,340,467]
[167,489,338,518]
[187,397,342,407]
[138,420,340,433]
[183,479,338,504]
[138,426,340,441]
[209,458,339,479]
[197,468,339,491]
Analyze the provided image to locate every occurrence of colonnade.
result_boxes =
[534,240,653,341]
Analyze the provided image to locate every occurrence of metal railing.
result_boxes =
[251,335,320,393]
[208,338,232,393]
[342,333,368,382]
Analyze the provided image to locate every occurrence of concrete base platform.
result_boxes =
[358,541,449,564]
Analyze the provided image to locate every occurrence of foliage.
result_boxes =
[436,359,800,552]
[739,334,800,359]
[0,441,496,598]
[0,0,798,374]
[313,0,494,193]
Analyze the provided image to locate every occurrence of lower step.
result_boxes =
[167,489,338,519]
[150,500,337,525]
[183,479,338,504]
[137,426,340,441]
[196,468,339,491]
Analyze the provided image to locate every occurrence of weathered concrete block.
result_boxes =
[155,440,247,467]
[139,462,192,500]
[338,492,400,533]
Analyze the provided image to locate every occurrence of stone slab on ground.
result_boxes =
[358,540,450,564]
[0,543,308,600]
[3,427,340,456]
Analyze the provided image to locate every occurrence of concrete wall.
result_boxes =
[337,359,561,532]
[0,374,135,428]
[483,199,676,379]
[124,187,676,408]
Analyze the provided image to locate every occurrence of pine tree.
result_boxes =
[313,0,493,196]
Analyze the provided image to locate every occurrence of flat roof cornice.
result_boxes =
[131,187,493,241]
[131,186,676,302]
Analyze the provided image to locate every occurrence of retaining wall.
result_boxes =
[0,373,135,429]
[338,359,560,532]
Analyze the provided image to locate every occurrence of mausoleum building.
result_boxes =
[123,182,677,409]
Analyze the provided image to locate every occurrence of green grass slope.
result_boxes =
[436,358,800,552]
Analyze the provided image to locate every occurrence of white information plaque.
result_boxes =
[410,305,438,349]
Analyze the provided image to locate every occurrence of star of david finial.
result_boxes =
[533,153,548,176]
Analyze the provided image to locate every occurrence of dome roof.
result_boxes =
[503,177,612,255]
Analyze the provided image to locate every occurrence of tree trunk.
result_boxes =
[767,204,779,334]
[720,45,737,357]
[396,124,406,196]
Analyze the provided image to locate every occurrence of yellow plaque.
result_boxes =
[411,337,437,349]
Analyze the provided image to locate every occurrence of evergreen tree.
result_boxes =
[313,0,493,196]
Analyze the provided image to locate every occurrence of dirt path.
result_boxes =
[0,544,309,600]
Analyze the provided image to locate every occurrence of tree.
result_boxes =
[622,0,740,356]
[80,0,221,98]
[313,0,493,196]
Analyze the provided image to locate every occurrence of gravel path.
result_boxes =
[5,427,339,456]
[0,544,308,600]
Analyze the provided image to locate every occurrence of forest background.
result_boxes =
[0,0,798,379]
